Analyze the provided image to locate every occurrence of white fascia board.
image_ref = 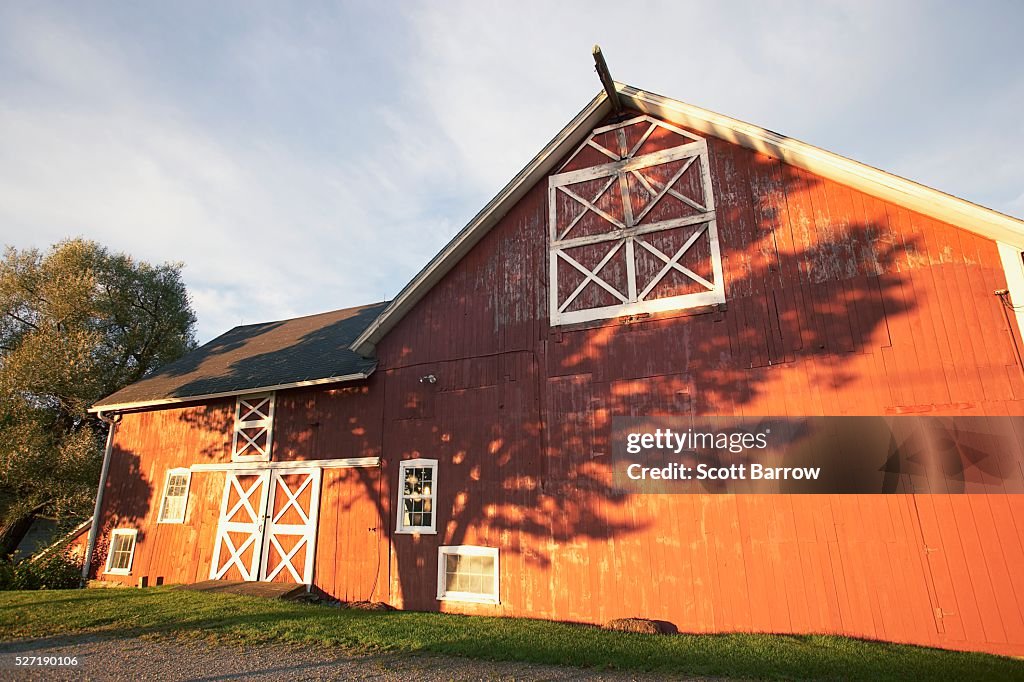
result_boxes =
[88,370,374,414]
[998,242,1024,345]
[190,457,380,472]
[618,84,1024,248]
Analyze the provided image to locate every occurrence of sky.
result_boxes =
[0,1,1021,342]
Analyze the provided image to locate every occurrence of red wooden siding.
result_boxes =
[92,111,1024,658]
[371,112,1024,656]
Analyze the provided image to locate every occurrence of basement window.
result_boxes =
[231,393,275,462]
[548,115,724,326]
[396,459,437,534]
[157,468,192,524]
[437,545,499,604]
[104,529,137,575]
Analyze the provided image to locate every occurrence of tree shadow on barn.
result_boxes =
[86,448,152,579]
[161,145,992,623]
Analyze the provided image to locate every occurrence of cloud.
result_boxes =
[0,1,1021,344]
[0,5,472,340]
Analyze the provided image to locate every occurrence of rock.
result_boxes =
[602,618,677,635]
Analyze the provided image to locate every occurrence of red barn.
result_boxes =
[86,79,1024,658]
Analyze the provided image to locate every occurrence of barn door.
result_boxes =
[259,468,321,584]
[209,471,271,581]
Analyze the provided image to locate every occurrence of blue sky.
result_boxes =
[1,1,1021,342]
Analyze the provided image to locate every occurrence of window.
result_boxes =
[157,468,192,523]
[396,459,437,534]
[231,393,275,461]
[437,546,499,604]
[548,115,723,326]
[104,529,137,575]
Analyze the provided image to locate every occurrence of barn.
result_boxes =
[85,68,1024,658]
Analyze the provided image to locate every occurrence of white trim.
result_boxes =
[88,371,373,414]
[231,393,275,462]
[349,82,1024,355]
[618,84,1024,247]
[259,468,321,584]
[549,116,723,326]
[437,545,500,604]
[156,467,192,524]
[395,458,438,535]
[190,457,380,473]
[209,471,271,581]
[103,528,137,576]
[998,242,1024,343]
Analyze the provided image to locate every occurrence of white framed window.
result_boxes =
[548,115,724,326]
[231,392,275,462]
[157,468,192,523]
[396,459,437,534]
[437,545,499,604]
[104,529,138,575]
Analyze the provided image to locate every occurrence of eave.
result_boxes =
[88,369,374,414]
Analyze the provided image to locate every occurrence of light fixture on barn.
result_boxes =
[419,374,437,385]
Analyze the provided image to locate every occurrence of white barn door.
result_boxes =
[209,471,271,581]
[209,467,322,585]
[259,468,321,584]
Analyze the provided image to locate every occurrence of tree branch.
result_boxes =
[4,311,38,331]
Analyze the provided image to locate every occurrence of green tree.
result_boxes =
[0,239,197,555]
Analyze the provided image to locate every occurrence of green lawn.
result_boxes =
[0,588,1021,681]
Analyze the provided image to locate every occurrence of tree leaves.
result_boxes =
[0,239,197,551]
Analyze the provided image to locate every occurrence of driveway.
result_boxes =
[0,635,718,681]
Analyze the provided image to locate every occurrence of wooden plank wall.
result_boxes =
[373,112,1024,657]
[92,400,234,586]
[93,110,1024,658]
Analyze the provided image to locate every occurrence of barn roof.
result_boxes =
[349,82,1024,356]
[91,301,387,412]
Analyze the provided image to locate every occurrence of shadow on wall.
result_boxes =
[353,148,943,614]
[548,153,923,410]
[91,449,151,579]
[144,143,976,620]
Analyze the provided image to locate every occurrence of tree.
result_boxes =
[0,239,197,555]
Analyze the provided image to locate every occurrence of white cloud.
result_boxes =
[0,1,1020,345]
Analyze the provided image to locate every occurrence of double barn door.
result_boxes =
[209,468,321,584]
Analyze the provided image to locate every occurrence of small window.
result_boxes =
[231,393,275,462]
[396,459,437,534]
[104,529,138,575]
[437,545,499,604]
[157,468,192,523]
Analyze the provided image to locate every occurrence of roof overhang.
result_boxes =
[350,82,1024,356]
[89,369,374,414]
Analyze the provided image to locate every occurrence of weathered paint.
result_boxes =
[93,112,1024,657]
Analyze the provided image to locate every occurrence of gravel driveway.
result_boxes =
[0,635,717,681]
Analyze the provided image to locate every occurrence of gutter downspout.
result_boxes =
[81,410,120,585]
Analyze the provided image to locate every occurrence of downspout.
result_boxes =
[80,410,121,585]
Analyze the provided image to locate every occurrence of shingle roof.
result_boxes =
[92,301,388,411]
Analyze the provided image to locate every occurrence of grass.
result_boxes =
[0,588,1022,681]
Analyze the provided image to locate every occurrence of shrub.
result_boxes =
[0,552,81,591]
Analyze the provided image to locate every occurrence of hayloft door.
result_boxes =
[209,471,271,581]
[259,468,321,584]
